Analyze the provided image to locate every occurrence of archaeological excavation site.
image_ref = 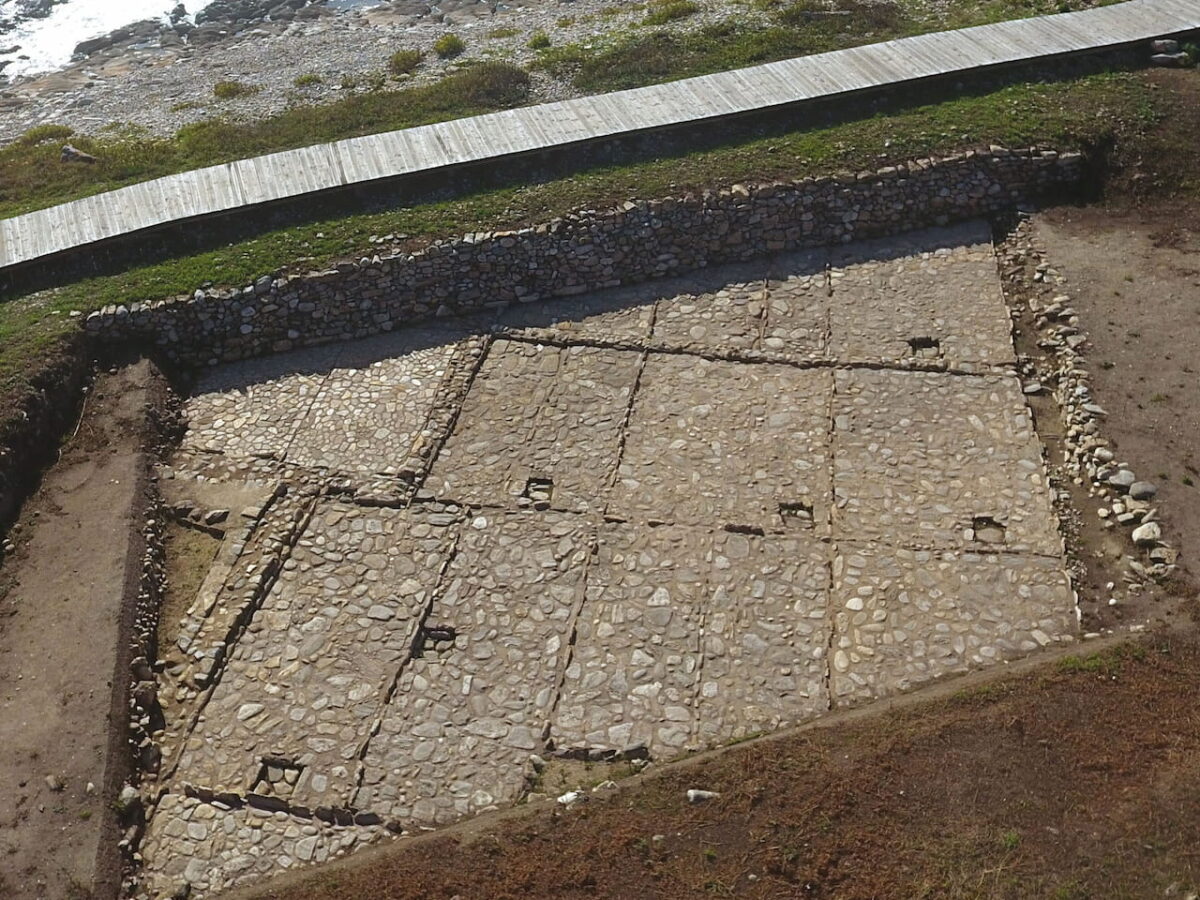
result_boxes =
[99,201,1182,897]
[1,3,1198,897]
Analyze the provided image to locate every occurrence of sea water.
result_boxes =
[0,0,216,78]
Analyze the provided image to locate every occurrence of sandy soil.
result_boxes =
[1036,210,1200,561]
[1034,209,1200,633]
[0,360,158,900]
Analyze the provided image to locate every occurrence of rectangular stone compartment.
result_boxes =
[829,545,1076,703]
[355,510,590,826]
[175,504,456,811]
[831,368,1060,554]
[425,340,640,513]
[827,221,1015,370]
[609,356,833,530]
[551,522,832,757]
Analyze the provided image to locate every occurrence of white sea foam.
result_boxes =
[0,0,216,78]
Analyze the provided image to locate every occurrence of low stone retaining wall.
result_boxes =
[85,147,1084,366]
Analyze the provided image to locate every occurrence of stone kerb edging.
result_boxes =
[85,148,1084,366]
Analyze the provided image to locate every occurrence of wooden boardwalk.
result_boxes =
[1,0,1197,272]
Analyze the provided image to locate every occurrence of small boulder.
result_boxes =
[1151,52,1191,68]
[61,144,97,164]
[1129,481,1158,501]
[1132,521,1162,547]
[1108,469,1137,490]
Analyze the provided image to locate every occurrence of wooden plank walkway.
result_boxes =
[1,0,1197,272]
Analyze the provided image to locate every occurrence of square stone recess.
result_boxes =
[426,340,640,512]
[609,355,833,530]
[832,368,1061,554]
[829,545,1076,704]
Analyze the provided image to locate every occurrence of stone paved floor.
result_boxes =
[142,222,1078,898]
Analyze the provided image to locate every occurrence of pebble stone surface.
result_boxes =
[142,222,1077,898]
[176,503,457,811]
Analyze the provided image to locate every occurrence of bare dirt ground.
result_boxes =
[1035,210,1200,628]
[0,360,158,900]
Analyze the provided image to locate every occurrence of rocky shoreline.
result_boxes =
[0,0,760,144]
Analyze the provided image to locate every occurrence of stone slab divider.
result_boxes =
[85,148,1083,367]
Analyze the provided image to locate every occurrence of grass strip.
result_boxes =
[0,70,1159,398]
[535,0,1110,93]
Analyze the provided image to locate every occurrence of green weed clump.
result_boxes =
[14,124,74,146]
[434,33,466,59]
[388,49,423,75]
[294,72,324,87]
[212,80,259,99]
[527,31,552,50]
[642,0,699,26]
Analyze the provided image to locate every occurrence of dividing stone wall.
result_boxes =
[85,148,1084,366]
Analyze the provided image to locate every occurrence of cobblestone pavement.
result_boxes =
[141,222,1078,898]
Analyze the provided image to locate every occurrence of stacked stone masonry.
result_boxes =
[87,148,1083,368]
[136,218,1080,899]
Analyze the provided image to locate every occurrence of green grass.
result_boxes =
[293,72,323,87]
[212,80,259,100]
[527,31,552,50]
[388,48,423,75]
[642,0,699,26]
[537,0,1107,93]
[487,26,521,39]
[14,124,75,147]
[1057,643,1148,678]
[599,3,642,17]
[434,33,466,59]
[0,63,530,220]
[0,72,1153,331]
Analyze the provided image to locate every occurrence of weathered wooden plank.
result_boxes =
[2,0,1198,272]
